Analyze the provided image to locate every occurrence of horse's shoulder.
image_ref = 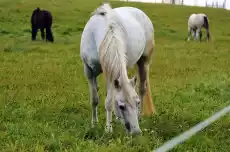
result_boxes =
[87,15,106,32]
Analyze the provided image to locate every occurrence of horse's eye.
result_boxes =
[119,105,126,110]
[136,101,140,108]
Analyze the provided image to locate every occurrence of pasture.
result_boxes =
[1,0,230,151]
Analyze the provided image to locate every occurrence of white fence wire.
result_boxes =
[153,104,230,152]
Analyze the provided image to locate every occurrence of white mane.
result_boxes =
[95,3,135,103]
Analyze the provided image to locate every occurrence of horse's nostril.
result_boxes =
[125,123,131,131]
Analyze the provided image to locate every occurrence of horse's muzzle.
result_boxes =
[125,122,142,135]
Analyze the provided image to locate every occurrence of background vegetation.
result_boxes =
[0,0,230,151]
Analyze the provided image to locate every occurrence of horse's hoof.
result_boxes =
[91,120,98,128]
[105,125,113,133]
[91,123,96,128]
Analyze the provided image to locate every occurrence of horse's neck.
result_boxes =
[99,15,128,84]
[112,26,133,100]
[98,9,136,102]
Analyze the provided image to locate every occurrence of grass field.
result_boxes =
[1,0,230,151]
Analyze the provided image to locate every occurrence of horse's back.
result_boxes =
[31,9,52,28]
[116,7,154,58]
[114,7,148,66]
[116,7,154,42]
[115,7,154,65]
[188,13,206,28]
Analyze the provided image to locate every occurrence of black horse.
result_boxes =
[31,8,54,42]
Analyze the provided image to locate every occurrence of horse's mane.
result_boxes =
[95,3,135,103]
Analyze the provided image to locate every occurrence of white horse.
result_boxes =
[187,13,210,41]
[80,2,155,135]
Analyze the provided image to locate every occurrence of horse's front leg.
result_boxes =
[40,28,45,40]
[195,28,201,41]
[137,57,147,115]
[84,64,99,128]
[105,82,113,133]
[89,78,99,128]
[187,27,191,41]
[192,29,196,40]
[31,26,38,41]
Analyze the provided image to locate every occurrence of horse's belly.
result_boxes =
[126,28,146,68]
[188,15,204,29]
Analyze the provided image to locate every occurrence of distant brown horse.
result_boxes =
[31,8,54,42]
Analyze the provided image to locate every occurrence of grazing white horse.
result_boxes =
[80,2,156,135]
[187,13,210,41]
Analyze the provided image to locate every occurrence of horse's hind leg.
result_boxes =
[46,27,54,42]
[40,28,45,40]
[137,41,156,116]
[137,56,147,114]
[84,64,99,127]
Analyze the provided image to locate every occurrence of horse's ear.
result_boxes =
[130,76,137,87]
[114,79,120,89]
[35,7,40,12]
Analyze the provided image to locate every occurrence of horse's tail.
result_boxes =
[95,3,133,103]
[203,16,209,29]
[203,15,211,40]
[142,65,156,116]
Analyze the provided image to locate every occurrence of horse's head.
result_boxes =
[32,7,41,14]
[113,76,142,135]
[91,2,112,16]
[31,7,41,24]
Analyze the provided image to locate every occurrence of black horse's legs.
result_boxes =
[32,27,38,41]
[45,28,49,41]
[84,64,100,128]
[40,28,45,40]
[46,27,54,42]
[199,30,202,42]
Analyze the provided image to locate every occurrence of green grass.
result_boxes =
[1,0,230,151]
